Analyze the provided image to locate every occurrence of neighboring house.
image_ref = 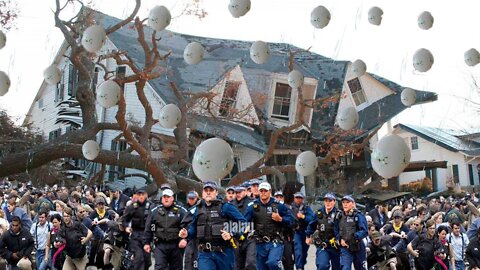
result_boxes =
[392,123,480,191]
[23,10,437,192]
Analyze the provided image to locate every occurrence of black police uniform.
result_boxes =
[144,203,188,270]
[231,195,256,270]
[122,200,152,270]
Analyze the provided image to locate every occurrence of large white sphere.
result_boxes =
[418,11,434,30]
[295,151,318,176]
[464,48,480,67]
[183,42,205,65]
[228,0,251,18]
[159,104,181,129]
[43,65,62,85]
[310,6,331,29]
[0,30,5,50]
[148,6,171,32]
[371,135,411,179]
[96,80,121,108]
[250,41,270,64]
[368,7,383,26]
[0,71,10,96]
[401,88,416,107]
[352,59,367,77]
[81,25,106,53]
[287,70,304,89]
[192,138,235,182]
[82,140,101,161]
[413,48,434,72]
[338,107,359,131]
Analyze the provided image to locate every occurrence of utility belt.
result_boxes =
[155,237,179,244]
[254,235,284,244]
[314,238,338,249]
[197,242,228,252]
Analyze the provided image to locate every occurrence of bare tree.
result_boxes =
[0,0,378,195]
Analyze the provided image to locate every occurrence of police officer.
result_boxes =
[306,192,341,270]
[244,182,296,270]
[337,195,368,270]
[230,185,256,270]
[250,179,260,199]
[291,192,314,270]
[144,188,188,270]
[179,181,246,270]
[184,191,199,270]
[225,186,235,202]
[122,187,152,270]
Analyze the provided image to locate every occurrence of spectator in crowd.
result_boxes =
[30,210,53,270]
[0,216,34,268]
[466,227,480,270]
[57,207,93,270]
[446,221,469,270]
[407,219,442,270]
[369,202,388,231]
[6,195,32,231]
[434,225,450,270]
[45,213,65,270]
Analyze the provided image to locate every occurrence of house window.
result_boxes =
[55,82,64,102]
[38,98,44,109]
[347,78,367,106]
[271,82,292,121]
[48,128,61,141]
[219,81,240,117]
[109,140,127,181]
[67,64,79,97]
[65,125,77,134]
[410,136,419,150]
[469,164,475,185]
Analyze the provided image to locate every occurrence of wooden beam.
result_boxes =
[403,161,447,172]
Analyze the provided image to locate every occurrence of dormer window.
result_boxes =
[219,81,240,117]
[347,78,367,106]
[271,82,292,121]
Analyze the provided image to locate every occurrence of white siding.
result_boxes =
[394,129,478,190]
[337,63,396,123]
[234,144,263,170]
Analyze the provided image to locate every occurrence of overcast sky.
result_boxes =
[1,0,479,131]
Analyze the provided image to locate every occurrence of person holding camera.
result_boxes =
[407,219,442,270]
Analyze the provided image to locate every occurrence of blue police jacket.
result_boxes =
[337,209,368,241]
[244,197,296,228]
[187,200,247,239]
[305,206,339,237]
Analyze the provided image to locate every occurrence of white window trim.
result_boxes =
[268,73,317,127]
[347,77,369,111]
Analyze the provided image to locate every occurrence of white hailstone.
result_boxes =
[96,80,121,108]
[418,11,434,30]
[250,41,270,64]
[148,6,171,32]
[159,104,182,129]
[183,42,205,65]
[0,71,10,96]
[310,6,331,29]
[371,134,411,179]
[81,25,106,53]
[401,88,416,107]
[192,138,234,182]
[337,107,359,131]
[228,0,251,18]
[368,6,383,26]
[464,48,480,67]
[412,48,434,72]
[287,70,304,89]
[352,59,367,77]
[0,30,6,50]
[43,65,62,85]
[295,151,318,176]
[82,140,101,161]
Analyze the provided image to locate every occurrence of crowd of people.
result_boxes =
[1,180,480,270]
